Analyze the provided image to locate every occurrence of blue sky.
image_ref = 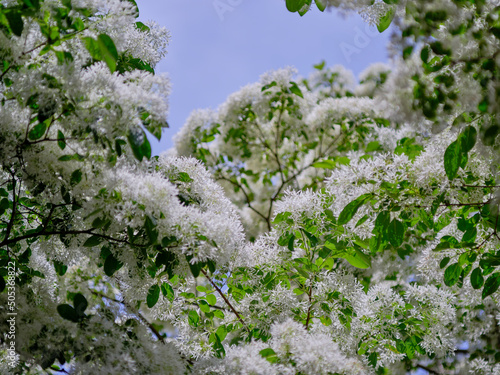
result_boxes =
[136,0,391,155]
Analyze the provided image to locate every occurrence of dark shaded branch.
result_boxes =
[0,65,12,81]
[414,200,491,209]
[90,290,166,343]
[3,172,17,245]
[200,268,250,333]
[0,227,143,248]
[462,184,500,189]
[91,290,194,365]
[217,176,271,229]
[305,284,313,331]
[416,364,442,375]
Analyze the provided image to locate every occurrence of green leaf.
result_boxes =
[259,348,278,363]
[368,352,378,368]
[286,0,306,12]
[312,160,336,169]
[188,260,202,278]
[6,11,23,36]
[273,211,292,224]
[73,293,88,316]
[444,263,462,286]
[338,194,372,225]
[115,139,126,156]
[388,219,405,247]
[57,304,79,322]
[458,125,477,154]
[161,282,175,302]
[298,1,311,16]
[216,325,227,341]
[126,0,139,16]
[483,273,500,299]
[58,153,84,162]
[289,82,303,98]
[97,34,118,73]
[145,215,158,244]
[315,0,326,11]
[92,217,109,229]
[303,230,318,247]
[188,310,199,327]
[444,140,461,180]
[70,169,82,186]
[207,259,216,274]
[420,46,430,63]
[135,21,150,32]
[462,227,477,243]
[104,254,122,277]
[196,285,207,293]
[83,37,101,60]
[358,342,369,355]
[199,300,211,313]
[83,235,103,247]
[128,129,151,161]
[57,130,66,150]
[343,249,371,269]
[28,121,47,140]
[369,232,386,254]
[377,6,395,32]
[177,172,193,183]
[54,260,68,276]
[261,81,277,91]
[147,284,160,308]
[366,141,380,152]
[313,61,326,70]
[206,294,216,306]
[471,268,484,289]
[439,257,450,269]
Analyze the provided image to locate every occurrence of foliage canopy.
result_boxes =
[2,0,500,374]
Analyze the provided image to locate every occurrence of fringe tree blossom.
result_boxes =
[2,0,500,374]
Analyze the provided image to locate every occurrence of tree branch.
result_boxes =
[217,176,271,229]
[416,363,442,374]
[2,172,17,245]
[0,227,142,248]
[200,268,250,333]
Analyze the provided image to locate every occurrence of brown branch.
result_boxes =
[90,290,194,365]
[414,200,491,209]
[21,41,47,56]
[416,364,442,375]
[90,290,165,340]
[0,227,141,248]
[462,184,500,189]
[25,137,80,145]
[217,176,271,229]
[305,284,313,330]
[0,65,12,81]
[3,172,17,245]
[21,27,89,57]
[200,268,250,333]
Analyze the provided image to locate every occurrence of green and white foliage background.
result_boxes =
[1,0,500,374]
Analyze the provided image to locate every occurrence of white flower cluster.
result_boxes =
[192,319,368,375]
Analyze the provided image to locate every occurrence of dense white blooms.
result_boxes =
[3,0,500,373]
[193,319,368,375]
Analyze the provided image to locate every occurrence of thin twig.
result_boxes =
[0,227,143,248]
[416,363,442,375]
[200,268,250,333]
